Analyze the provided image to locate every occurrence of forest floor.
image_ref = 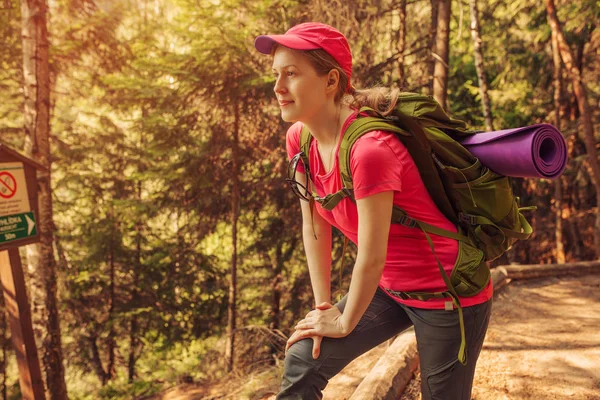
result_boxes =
[149,273,600,400]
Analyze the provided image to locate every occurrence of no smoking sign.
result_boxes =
[0,171,17,199]
[0,163,29,217]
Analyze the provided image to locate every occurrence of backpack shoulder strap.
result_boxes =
[338,112,410,190]
[300,125,312,169]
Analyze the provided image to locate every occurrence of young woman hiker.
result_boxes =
[254,22,493,400]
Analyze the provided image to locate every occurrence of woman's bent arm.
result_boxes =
[297,171,333,305]
[290,190,393,340]
[339,191,393,333]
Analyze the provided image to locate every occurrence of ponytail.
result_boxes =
[346,86,400,116]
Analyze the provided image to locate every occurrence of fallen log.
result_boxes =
[501,260,600,280]
[349,329,419,400]
[491,266,509,294]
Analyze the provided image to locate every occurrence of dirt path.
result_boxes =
[401,274,600,400]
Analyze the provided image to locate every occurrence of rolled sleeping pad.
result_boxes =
[459,123,567,179]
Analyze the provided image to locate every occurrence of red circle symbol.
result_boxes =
[0,172,17,199]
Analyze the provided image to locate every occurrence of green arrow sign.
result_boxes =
[0,212,36,244]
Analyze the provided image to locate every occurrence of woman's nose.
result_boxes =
[274,76,287,94]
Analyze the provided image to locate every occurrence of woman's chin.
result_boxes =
[280,110,299,123]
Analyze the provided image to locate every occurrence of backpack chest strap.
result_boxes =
[315,188,354,210]
[392,206,471,243]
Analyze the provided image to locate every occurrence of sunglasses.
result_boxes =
[286,152,313,202]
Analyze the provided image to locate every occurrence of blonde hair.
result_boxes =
[271,44,399,115]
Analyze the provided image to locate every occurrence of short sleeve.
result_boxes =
[350,132,405,199]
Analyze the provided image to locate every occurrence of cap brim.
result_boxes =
[254,34,321,54]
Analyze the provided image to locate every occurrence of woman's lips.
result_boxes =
[279,101,293,107]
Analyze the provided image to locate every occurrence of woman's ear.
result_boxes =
[326,69,340,93]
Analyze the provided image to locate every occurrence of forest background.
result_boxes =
[0,0,598,399]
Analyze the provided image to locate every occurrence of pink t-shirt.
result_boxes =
[286,111,493,309]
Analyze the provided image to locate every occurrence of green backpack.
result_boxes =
[299,92,534,365]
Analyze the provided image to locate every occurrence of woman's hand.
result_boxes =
[294,302,348,337]
[286,302,350,358]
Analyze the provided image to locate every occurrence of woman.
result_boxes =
[254,22,492,400]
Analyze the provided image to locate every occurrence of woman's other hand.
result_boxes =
[285,330,323,359]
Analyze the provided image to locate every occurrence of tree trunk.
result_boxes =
[225,102,240,372]
[128,315,137,382]
[268,251,282,363]
[427,0,439,95]
[269,236,298,331]
[128,112,146,383]
[433,0,450,110]
[469,0,493,131]
[566,217,583,260]
[551,28,566,264]
[106,219,116,382]
[127,222,140,383]
[269,245,282,332]
[545,0,600,258]
[554,179,565,263]
[564,134,584,260]
[0,296,6,400]
[128,219,141,383]
[88,335,108,385]
[20,0,68,398]
[397,0,407,88]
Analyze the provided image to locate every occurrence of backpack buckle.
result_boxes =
[383,287,410,300]
[398,215,417,228]
[342,188,354,198]
[459,213,477,225]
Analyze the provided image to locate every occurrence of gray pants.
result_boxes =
[278,287,492,400]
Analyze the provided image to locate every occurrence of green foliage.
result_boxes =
[67,335,225,399]
[0,6,24,147]
[1,0,598,397]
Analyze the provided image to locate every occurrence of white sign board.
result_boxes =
[0,163,30,217]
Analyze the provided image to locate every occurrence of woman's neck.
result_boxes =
[303,104,353,147]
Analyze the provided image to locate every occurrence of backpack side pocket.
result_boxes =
[450,240,489,297]
[452,169,522,261]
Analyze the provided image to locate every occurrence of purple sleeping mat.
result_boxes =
[459,123,567,179]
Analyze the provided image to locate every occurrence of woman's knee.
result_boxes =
[278,339,328,399]
[284,338,314,371]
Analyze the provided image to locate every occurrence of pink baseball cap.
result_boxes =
[254,22,353,90]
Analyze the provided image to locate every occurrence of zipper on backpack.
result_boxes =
[431,153,446,170]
